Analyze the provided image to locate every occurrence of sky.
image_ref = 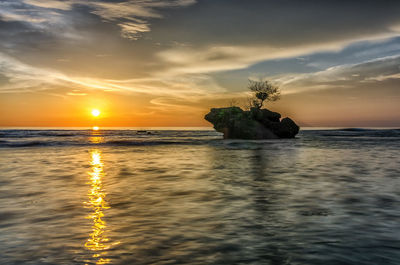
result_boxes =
[0,0,399,127]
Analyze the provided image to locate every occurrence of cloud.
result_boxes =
[157,32,400,76]
[0,52,225,100]
[0,1,67,29]
[0,52,65,92]
[118,21,151,40]
[271,56,400,94]
[1,0,400,115]
[88,0,196,39]
[67,92,87,96]
[22,0,73,11]
[86,0,196,39]
[0,0,197,40]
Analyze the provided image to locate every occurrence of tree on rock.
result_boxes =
[248,80,281,109]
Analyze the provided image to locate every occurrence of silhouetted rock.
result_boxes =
[205,107,299,139]
[250,107,281,123]
[270,117,300,138]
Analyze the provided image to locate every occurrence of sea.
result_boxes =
[0,128,399,265]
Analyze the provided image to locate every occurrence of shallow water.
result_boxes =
[0,129,399,264]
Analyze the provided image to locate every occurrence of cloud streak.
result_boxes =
[271,56,400,94]
[0,52,224,101]
[157,32,400,76]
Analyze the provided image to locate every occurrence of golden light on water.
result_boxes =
[91,109,101,117]
[84,150,118,264]
[89,128,104,144]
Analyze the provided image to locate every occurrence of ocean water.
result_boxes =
[0,128,399,265]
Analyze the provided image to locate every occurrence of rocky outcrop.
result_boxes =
[204,106,299,139]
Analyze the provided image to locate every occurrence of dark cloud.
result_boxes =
[150,0,400,47]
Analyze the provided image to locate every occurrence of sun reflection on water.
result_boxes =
[84,150,117,264]
[89,129,104,144]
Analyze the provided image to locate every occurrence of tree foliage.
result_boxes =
[248,80,281,109]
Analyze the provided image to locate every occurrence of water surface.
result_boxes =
[0,128,399,264]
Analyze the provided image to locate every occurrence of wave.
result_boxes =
[309,128,400,138]
[1,129,399,148]
[0,139,206,148]
[0,130,89,138]
[104,140,195,146]
[340,128,374,132]
[0,140,53,147]
[0,129,218,139]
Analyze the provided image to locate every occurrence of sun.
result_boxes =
[91,109,101,117]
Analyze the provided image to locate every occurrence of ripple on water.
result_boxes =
[0,130,399,264]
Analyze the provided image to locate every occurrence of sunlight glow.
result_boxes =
[92,126,99,131]
[91,109,101,117]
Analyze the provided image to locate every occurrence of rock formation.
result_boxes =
[204,107,299,139]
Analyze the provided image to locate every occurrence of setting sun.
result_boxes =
[91,109,101,117]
